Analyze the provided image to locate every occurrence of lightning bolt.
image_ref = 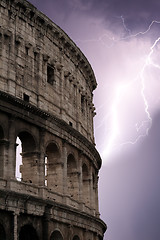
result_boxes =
[75,18,160,160]
[117,15,131,36]
[102,20,160,159]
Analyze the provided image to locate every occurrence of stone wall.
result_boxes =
[0,0,97,143]
[0,0,106,239]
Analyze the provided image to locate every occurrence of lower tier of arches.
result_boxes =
[0,192,106,240]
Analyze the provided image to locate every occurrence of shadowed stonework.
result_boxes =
[0,0,106,239]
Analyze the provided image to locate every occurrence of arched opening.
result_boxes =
[0,125,5,178]
[82,163,90,206]
[98,236,103,240]
[50,230,63,240]
[67,154,76,170]
[72,235,80,240]
[0,224,6,240]
[67,154,79,200]
[16,137,22,181]
[45,142,61,191]
[19,224,38,240]
[18,132,36,152]
[16,131,38,184]
[92,173,96,209]
[0,126,4,139]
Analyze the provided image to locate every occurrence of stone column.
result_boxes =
[78,152,83,203]
[0,139,9,178]
[89,165,93,208]
[7,116,16,179]
[43,205,51,240]
[83,229,89,240]
[77,86,81,132]
[13,211,19,240]
[47,162,64,193]
[91,174,96,211]
[85,178,91,206]
[33,47,41,107]
[67,224,73,240]
[39,128,45,186]
[57,62,64,115]
[95,176,100,216]
[62,141,68,196]
[20,151,41,185]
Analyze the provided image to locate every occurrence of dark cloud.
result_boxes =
[28,0,160,39]
[73,0,160,35]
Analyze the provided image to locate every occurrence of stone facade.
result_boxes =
[0,0,106,239]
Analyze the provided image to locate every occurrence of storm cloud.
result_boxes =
[29,0,160,35]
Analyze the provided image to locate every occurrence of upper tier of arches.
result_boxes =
[0,0,97,143]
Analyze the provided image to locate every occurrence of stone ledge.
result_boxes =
[0,178,107,235]
[0,90,102,169]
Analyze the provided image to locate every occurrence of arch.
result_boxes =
[82,163,89,179]
[18,131,36,152]
[67,154,79,200]
[72,235,80,240]
[16,131,38,184]
[0,125,4,139]
[50,230,63,240]
[91,172,96,209]
[45,142,60,166]
[92,173,96,189]
[19,224,39,240]
[67,153,76,172]
[0,223,6,240]
[82,163,90,206]
[45,142,61,190]
[16,137,22,180]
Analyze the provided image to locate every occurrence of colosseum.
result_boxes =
[0,0,106,239]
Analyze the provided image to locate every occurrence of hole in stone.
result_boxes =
[23,93,29,102]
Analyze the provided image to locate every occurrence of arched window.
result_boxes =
[67,154,76,172]
[19,224,38,240]
[16,137,22,181]
[45,142,61,190]
[0,224,6,240]
[16,131,38,184]
[72,235,80,240]
[50,230,63,240]
[0,126,4,139]
[82,163,90,206]
[67,154,79,200]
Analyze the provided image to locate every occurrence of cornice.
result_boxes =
[0,187,107,234]
[2,0,97,92]
[0,90,102,169]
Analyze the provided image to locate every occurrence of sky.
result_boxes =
[27,0,160,239]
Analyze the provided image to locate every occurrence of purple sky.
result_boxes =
[28,0,160,239]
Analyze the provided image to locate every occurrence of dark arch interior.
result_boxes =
[46,142,60,159]
[0,126,4,139]
[67,154,76,172]
[0,224,6,240]
[45,142,60,172]
[72,235,80,240]
[82,163,89,179]
[19,224,38,240]
[18,131,36,152]
[50,230,63,240]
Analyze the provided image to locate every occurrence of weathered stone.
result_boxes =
[0,0,106,239]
